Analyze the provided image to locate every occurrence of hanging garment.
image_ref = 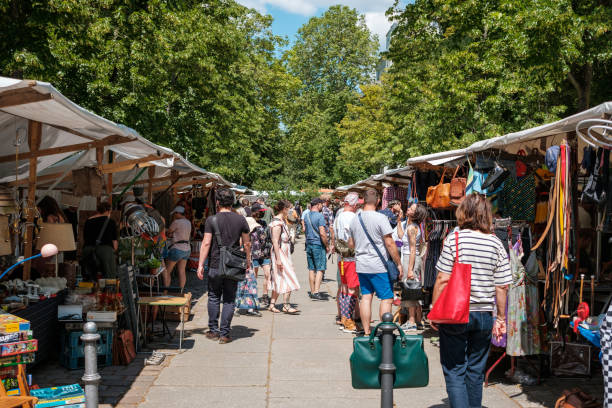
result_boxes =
[507,242,541,356]
[582,147,609,205]
[499,175,536,222]
[395,186,409,208]
[382,187,394,209]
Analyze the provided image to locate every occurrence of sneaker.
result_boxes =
[342,319,357,333]
[400,323,418,332]
[308,291,313,299]
[311,292,325,301]
[416,322,424,331]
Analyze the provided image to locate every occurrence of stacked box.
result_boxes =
[0,314,35,368]
[31,384,85,408]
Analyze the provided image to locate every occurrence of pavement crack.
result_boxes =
[265,309,275,408]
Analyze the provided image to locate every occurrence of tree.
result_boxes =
[336,83,400,182]
[282,5,379,188]
[385,0,612,156]
[0,0,296,187]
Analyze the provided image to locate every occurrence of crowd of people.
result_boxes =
[181,188,510,408]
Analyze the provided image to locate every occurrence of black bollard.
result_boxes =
[379,312,396,408]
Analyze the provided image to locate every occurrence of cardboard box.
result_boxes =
[0,312,30,334]
[86,311,117,323]
[31,384,85,408]
[0,339,37,357]
[164,292,192,322]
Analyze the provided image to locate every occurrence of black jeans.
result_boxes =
[207,268,238,337]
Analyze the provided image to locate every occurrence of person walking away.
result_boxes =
[396,203,428,331]
[235,215,263,316]
[304,198,330,300]
[378,199,402,229]
[82,201,118,280]
[257,196,273,225]
[431,193,511,408]
[250,207,272,306]
[164,206,191,291]
[300,203,311,235]
[348,189,403,336]
[334,192,362,333]
[268,200,301,314]
[197,189,251,344]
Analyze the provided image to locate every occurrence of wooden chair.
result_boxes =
[0,364,37,408]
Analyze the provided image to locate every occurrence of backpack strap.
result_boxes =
[209,215,225,248]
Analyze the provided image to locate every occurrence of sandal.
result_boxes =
[282,304,300,315]
[269,304,282,313]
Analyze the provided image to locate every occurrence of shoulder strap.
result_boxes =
[358,213,387,266]
[305,213,320,238]
[95,216,112,246]
[454,230,459,262]
[209,215,225,248]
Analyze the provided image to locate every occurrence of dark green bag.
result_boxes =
[349,322,429,389]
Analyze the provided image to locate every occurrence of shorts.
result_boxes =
[253,258,271,268]
[167,248,190,262]
[358,273,393,300]
[306,244,327,271]
[339,260,359,289]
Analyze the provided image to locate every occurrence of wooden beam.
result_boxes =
[152,178,215,192]
[0,88,52,109]
[23,120,42,280]
[114,171,203,188]
[99,154,173,174]
[106,151,114,197]
[0,135,133,164]
[7,171,65,187]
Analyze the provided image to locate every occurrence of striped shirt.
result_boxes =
[436,229,512,312]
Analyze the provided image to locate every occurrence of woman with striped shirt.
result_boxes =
[431,193,511,408]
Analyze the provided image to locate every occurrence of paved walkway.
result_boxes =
[136,239,522,408]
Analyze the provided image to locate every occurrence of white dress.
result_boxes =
[270,218,300,294]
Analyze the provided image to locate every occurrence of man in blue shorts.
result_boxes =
[349,189,403,336]
[303,198,330,301]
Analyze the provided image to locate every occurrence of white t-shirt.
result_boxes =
[334,209,356,262]
[169,218,191,252]
[436,229,512,311]
[349,210,393,274]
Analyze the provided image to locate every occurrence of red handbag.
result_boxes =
[428,231,471,324]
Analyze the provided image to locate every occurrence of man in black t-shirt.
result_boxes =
[197,188,251,344]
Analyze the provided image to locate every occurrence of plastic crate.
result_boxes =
[60,351,112,370]
[60,328,113,362]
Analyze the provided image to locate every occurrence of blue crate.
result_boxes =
[60,328,113,359]
[60,351,112,370]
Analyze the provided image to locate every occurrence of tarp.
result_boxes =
[0,76,232,188]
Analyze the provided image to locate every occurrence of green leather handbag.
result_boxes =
[349,322,429,389]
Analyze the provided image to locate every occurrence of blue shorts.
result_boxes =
[358,273,393,300]
[253,258,271,268]
[306,244,327,271]
[167,248,190,262]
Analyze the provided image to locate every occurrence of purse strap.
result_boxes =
[452,165,461,179]
[438,168,448,185]
[368,321,408,346]
[358,213,388,270]
[95,216,112,247]
[454,230,459,263]
[209,215,225,249]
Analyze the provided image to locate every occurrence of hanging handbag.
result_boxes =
[449,165,467,206]
[426,168,451,209]
[350,321,429,389]
[427,231,471,324]
[209,215,247,281]
[358,213,399,281]
[408,174,418,204]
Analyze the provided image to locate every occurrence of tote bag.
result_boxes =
[427,231,471,324]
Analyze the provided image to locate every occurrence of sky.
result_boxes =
[235,0,401,51]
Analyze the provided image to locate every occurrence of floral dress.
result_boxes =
[507,240,541,356]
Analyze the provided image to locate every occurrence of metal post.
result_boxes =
[379,312,395,408]
[81,322,101,408]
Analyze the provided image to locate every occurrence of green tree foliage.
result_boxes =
[0,0,297,186]
[282,5,379,188]
[385,0,612,157]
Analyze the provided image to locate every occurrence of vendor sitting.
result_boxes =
[82,202,118,280]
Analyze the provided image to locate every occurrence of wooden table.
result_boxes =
[137,296,188,351]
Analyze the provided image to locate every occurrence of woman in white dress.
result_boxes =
[269,200,301,314]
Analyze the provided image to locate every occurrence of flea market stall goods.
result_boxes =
[0,77,232,396]
[344,102,612,384]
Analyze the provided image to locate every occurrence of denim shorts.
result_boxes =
[253,258,271,268]
[167,248,190,262]
[358,273,393,300]
[306,244,327,271]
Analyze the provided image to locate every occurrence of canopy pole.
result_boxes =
[96,147,104,205]
[23,120,41,281]
[147,167,155,203]
[106,151,113,201]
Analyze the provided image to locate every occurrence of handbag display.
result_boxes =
[209,216,247,281]
[357,213,399,281]
[481,161,510,191]
[350,321,429,389]
[426,168,451,209]
[427,231,471,324]
[449,166,467,206]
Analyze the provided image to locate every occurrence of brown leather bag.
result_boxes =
[554,388,602,408]
[426,168,451,209]
[450,166,467,206]
[113,329,136,365]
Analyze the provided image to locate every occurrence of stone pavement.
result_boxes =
[32,237,603,407]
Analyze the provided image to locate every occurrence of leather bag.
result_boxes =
[449,166,467,206]
[426,168,451,209]
[350,321,429,389]
[114,329,136,365]
[210,215,247,281]
[427,231,471,324]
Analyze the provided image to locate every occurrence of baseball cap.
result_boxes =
[310,197,324,206]
[171,205,185,215]
[344,192,359,206]
[251,203,266,213]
